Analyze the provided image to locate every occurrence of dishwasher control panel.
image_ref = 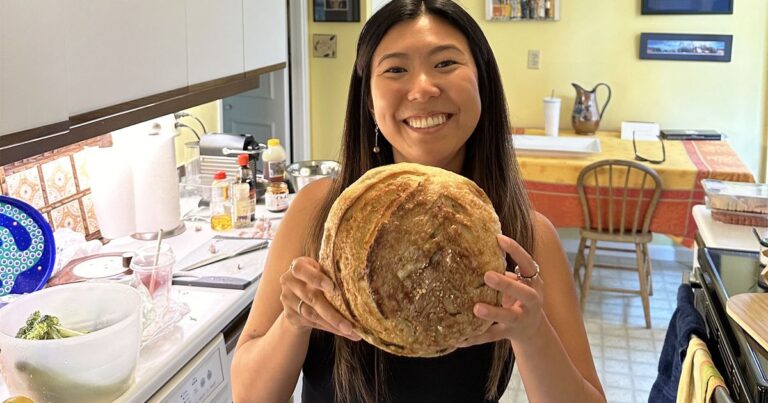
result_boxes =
[150,334,230,403]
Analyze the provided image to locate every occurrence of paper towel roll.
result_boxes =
[87,146,136,239]
[88,115,182,238]
[131,131,181,234]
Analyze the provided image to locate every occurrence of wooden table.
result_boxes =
[514,130,755,247]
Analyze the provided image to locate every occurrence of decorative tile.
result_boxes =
[81,194,99,234]
[73,149,94,191]
[41,156,76,203]
[50,199,84,233]
[4,168,45,208]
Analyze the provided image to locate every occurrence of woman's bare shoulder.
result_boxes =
[284,177,334,219]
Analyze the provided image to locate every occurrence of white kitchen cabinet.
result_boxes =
[65,0,188,116]
[0,0,68,136]
[243,0,288,71]
[186,0,244,86]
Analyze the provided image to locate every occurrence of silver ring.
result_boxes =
[297,299,305,316]
[289,259,298,274]
[513,261,540,281]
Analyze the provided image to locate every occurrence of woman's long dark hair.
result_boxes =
[305,1,535,401]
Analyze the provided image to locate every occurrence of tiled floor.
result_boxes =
[501,254,687,403]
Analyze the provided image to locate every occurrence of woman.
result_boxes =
[231,1,605,402]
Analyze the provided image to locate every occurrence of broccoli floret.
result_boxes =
[16,311,89,340]
[15,310,41,338]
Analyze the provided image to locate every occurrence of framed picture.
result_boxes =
[642,0,733,14]
[639,33,733,62]
[314,0,360,22]
[486,0,560,21]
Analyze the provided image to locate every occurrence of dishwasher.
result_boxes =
[148,307,250,403]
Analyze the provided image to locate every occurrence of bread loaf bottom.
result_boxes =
[319,163,505,357]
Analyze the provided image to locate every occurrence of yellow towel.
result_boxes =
[676,335,729,403]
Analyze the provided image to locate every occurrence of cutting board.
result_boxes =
[726,293,768,351]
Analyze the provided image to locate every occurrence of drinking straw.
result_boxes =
[149,229,164,295]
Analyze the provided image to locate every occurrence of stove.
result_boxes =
[695,247,768,403]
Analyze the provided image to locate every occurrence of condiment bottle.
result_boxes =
[233,154,256,226]
[262,138,286,183]
[210,171,232,231]
[266,182,289,212]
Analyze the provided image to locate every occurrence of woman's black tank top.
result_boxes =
[301,330,514,403]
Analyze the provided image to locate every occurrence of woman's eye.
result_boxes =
[435,60,458,68]
[384,66,406,74]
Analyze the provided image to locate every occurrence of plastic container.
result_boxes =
[210,171,232,231]
[702,179,768,214]
[262,138,286,183]
[0,283,142,403]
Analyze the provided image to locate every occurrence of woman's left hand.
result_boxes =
[457,234,545,347]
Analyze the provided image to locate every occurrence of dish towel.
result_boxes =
[649,284,708,402]
[676,335,728,403]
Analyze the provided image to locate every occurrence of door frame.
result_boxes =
[288,0,311,163]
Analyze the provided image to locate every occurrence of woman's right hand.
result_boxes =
[279,256,361,341]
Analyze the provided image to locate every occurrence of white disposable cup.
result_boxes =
[543,97,561,137]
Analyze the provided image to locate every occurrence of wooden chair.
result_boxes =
[572,159,662,328]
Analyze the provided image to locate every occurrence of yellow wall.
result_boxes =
[174,100,222,166]
[308,0,768,178]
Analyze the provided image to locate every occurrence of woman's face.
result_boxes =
[370,14,481,173]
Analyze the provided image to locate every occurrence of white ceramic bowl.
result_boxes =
[286,160,341,191]
[0,283,142,403]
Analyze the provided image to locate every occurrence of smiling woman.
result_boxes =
[231,1,606,403]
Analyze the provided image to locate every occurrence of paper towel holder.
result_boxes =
[131,223,186,241]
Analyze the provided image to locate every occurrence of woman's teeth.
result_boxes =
[406,114,448,129]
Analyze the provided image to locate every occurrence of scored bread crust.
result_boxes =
[319,162,505,357]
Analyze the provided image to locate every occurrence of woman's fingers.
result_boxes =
[283,257,360,340]
[496,234,539,279]
[457,323,511,348]
[484,271,538,306]
[290,257,335,292]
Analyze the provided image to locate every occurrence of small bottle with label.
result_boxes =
[265,182,289,213]
[262,138,286,183]
[210,171,232,231]
[235,154,256,221]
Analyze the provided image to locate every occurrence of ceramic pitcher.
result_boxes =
[571,83,612,135]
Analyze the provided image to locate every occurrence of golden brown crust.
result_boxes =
[319,163,505,357]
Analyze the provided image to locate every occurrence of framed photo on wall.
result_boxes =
[639,33,733,62]
[314,0,360,22]
[642,0,733,14]
[486,0,560,21]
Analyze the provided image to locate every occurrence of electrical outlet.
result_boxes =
[313,34,337,58]
[527,49,541,70]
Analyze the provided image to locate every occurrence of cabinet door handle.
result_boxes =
[224,104,233,110]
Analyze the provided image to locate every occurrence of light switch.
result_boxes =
[313,34,337,58]
[527,49,541,70]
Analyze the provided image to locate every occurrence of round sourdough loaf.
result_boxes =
[319,162,505,357]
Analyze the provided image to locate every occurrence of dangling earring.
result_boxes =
[373,124,381,154]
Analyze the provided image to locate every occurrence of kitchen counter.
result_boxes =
[692,204,763,252]
[0,206,284,401]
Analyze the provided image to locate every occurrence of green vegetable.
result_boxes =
[15,311,89,340]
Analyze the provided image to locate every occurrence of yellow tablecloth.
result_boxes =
[514,131,755,247]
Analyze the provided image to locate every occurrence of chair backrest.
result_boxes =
[576,159,662,235]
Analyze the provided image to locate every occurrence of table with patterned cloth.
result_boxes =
[513,131,755,247]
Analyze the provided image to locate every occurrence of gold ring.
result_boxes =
[297,299,305,316]
[513,261,540,281]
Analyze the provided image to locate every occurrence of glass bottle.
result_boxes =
[210,171,232,231]
[265,182,289,213]
[236,153,256,218]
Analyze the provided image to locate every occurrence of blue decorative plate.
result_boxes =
[0,195,55,296]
